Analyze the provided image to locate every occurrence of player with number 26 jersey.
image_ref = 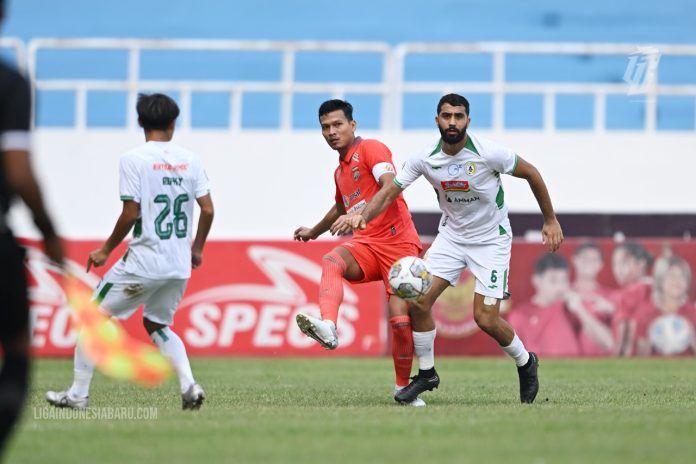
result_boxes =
[120,142,210,279]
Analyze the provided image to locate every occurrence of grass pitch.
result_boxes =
[6,357,696,464]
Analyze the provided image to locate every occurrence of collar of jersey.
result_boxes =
[339,136,363,164]
[425,134,478,168]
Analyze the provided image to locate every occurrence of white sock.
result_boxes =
[68,341,94,398]
[150,327,196,394]
[412,329,436,370]
[502,334,530,367]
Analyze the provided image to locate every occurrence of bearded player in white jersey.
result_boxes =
[334,93,563,404]
[47,93,214,410]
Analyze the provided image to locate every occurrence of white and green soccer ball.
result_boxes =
[648,314,694,355]
[388,256,433,300]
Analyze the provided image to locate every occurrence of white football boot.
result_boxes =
[182,383,205,410]
[46,389,89,409]
[295,313,338,350]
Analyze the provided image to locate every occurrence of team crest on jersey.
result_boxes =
[352,152,360,163]
[441,180,470,192]
[464,162,477,175]
[448,164,463,177]
[351,166,360,181]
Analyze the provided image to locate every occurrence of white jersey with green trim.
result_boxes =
[394,132,517,243]
[118,141,210,279]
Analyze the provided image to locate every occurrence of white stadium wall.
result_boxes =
[9,130,696,240]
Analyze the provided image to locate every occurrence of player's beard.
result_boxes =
[439,124,468,145]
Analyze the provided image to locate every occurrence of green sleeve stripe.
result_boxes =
[510,154,519,174]
[393,178,403,188]
[120,195,135,201]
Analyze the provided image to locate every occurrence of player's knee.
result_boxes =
[473,304,498,332]
[409,298,433,317]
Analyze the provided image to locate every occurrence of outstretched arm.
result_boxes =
[332,176,403,234]
[87,200,140,271]
[192,194,214,268]
[512,156,563,252]
[294,203,345,242]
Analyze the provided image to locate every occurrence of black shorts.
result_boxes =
[0,232,29,339]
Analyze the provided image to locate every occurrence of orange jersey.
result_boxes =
[334,137,420,245]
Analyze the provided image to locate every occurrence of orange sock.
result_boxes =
[390,315,414,387]
[318,251,347,324]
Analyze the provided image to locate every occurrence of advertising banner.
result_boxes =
[25,238,696,357]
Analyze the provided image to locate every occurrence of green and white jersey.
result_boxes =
[119,141,210,279]
[394,133,517,243]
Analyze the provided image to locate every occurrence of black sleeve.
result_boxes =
[0,64,31,134]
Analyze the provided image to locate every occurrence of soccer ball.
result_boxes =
[648,314,694,355]
[388,256,433,300]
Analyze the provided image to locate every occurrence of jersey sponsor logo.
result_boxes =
[448,164,463,177]
[441,180,470,192]
[351,166,360,181]
[446,194,480,204]
[342,187,362,207]
[347,199,366,214]
[465,162,477,175]
[351,152,360,163]
[153,163,188,172]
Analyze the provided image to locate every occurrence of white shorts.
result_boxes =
[92,260,188,326]
[425,233,511,299]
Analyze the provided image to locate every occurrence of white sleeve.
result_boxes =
[194,159,211,198]
[393,155,424,189]
[119,155,141,202]
[487,142,518,175]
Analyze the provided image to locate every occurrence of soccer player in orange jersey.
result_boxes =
[294,99,438,406]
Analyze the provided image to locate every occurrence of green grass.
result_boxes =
[6,357,696,464]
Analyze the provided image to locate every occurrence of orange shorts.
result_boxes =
[341,238,422,295]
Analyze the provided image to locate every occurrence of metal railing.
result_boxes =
[393,42,696,132]
[27,38,392,131]
[16,38,696,132]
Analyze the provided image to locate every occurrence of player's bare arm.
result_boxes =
[294,203,345,242]
[344,178,403,232]
[192,193,214,269]
[512,156,564,252]
[2,149,63,265]
[331,172,398,235]
[87,200,140,271]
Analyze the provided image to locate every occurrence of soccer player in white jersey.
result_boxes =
[47,93,214,410]
[335,93,564,404]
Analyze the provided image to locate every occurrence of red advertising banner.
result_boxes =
[433,239,696,357]
[25,240,385,357]
[24,238,696,358]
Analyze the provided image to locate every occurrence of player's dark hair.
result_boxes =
[318,99,353,121]
[574,241,603,258]
[437,93,470,116]
[534,253,569,275]
[616,242,653,267]
[137,93,180,131]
